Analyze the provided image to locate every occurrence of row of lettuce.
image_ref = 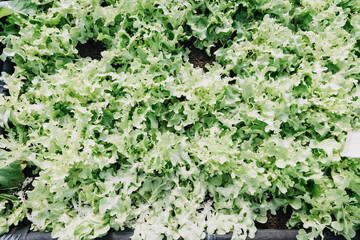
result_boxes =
[0,0,360,240]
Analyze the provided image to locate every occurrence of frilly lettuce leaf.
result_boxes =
[0,0,36,18]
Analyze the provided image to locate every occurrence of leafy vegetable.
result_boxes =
[0,1,36,19]
[0,161,24,189]
[0,0,360,240]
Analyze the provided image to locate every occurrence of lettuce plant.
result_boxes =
[0,0,359,239]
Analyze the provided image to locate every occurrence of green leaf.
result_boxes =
[0,161,24,189]
[0,7,14,19]
[331,221,343,232]
[0,193,18,202]
[0,1,36,18]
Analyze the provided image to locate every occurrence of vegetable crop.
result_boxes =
[0,0,360,239]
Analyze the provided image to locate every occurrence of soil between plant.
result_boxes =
[22,164,39,194]
[188,47,215,70]
[181,38,221,71]
[78,38,219,71]
[76,39,106,60]
[255,206,293,229]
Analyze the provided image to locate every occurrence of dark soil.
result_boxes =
[228,79,236,84]
[188,47,215,70]
[21,164,39,194]
[76,39,106,60]
[0,17,7,33]
[100,1,111,7]
[255,206,293,229]
[181,38,221,71]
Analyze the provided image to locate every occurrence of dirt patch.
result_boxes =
[189,47,215,70]
[0,17,7,33]
[256,206,293,229]
[100,1,111,7]
[228,79,236,85]
[181,38,221,71]
[76,39,106,60]
[21,164,39,194]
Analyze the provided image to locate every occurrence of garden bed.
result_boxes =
[0,1,360,240]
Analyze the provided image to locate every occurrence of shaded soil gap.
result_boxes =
[76,39,106,60]
[255,206,293,229]
[180,37,221,72]
[22,164,39,194]
[100,1,111,7]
